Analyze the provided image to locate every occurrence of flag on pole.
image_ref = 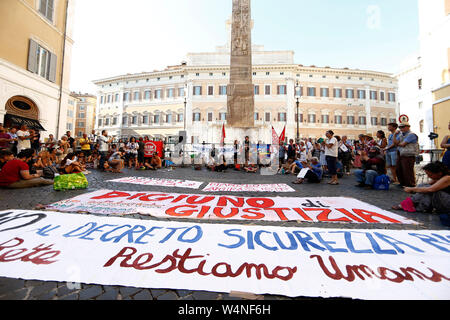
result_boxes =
[220,124,226,146]
[279,125,286,143]
[271,126,279,145]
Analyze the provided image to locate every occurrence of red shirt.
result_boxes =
[0,159,29,186]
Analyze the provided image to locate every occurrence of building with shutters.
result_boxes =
[93,20,399,144]
[69,92,97,137]
[396,0,450,150]
[0,0,76,139]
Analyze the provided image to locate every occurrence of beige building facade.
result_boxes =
[94,23,399,144]
[69,92,96,137]
[0,0,76,139]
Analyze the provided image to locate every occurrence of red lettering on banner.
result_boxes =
[196,206,211,219]
[171,195,189,203]
[217,196,245,208]
[186,196,215,205]
[104,247,297,281]
[352,209,402,224]
[138,194,173,202]
[335,208,366,223]
[304,208,352,223]
[126,193,147,200]
[264,208,290,221]
[241,208,265,220]
[310,255,450,283]
[246,198,274,208]
[213,207,239,219]
[292,208,313,221]
[91,191,131,200]
[0,237,60,265]
[165,205,197,217]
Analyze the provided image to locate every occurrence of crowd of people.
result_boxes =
[0,125,165,188]
[1,121,449,219]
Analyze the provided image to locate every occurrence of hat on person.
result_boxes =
[399,122,410,127]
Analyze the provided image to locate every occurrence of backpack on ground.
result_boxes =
[43,165,59,179]
[373,174,390,190]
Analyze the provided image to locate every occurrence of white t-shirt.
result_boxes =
[325,137,338,157]
[98,135,109,152]
[17,130,31,152]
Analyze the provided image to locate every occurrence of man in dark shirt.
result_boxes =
[354,146,386,189]
[66,131,75,150]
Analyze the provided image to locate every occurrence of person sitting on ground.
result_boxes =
[150,151,162,170]
[34,150,52,170]
[290,158,307,175]
[354,146,386,189]
[278,158,294,174]
[108,148,125,173]
[293,157,323,184]
[0,149,53,189]
[60,152,85,174]
[244,163,258,173]
[0,150,14,171]
[76,151,87,166]
[207,155,227,172]
[392,161,450,213]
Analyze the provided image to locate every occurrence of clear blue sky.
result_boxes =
[70,0,419,93]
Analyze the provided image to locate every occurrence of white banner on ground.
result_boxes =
[202,183,295,192]
[46,189,418,225]
[108,177,203,189]
[0,210,448,300]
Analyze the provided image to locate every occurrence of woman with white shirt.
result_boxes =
[325,130,339,185]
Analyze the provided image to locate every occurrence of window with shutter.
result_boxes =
[39,0,54,22]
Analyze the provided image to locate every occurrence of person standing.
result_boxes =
[287,139,296,161]
[16,125,31,154]
[30,129,41,153]
[385,123,401,184]
[79,133,92,157]
[98,130,112,171]
[440,121,450,169]
[0,126,13,152]
[7,127,18,155]
[339,135,353,176]
[66,131,75,151]
[394,122,419,187]
[324,130,339,185]
[244,136,250,166]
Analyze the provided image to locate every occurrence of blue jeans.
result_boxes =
[355,169,379,186]
[99,151,108,170]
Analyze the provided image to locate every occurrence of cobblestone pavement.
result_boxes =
[0,167,447,300]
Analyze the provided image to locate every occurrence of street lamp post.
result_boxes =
[295,81,301,143]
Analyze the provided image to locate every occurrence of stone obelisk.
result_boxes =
[227,0,254,128]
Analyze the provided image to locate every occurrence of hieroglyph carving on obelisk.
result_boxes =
[227,0,255,128]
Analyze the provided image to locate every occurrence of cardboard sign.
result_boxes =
[0,210,448,300]
[46,189,418,225]
[108,177,203,189]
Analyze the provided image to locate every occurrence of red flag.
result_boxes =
[279,125,286,143]
[220,124,226,145]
